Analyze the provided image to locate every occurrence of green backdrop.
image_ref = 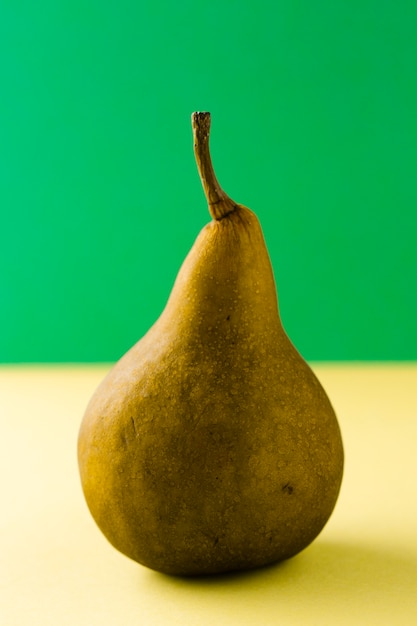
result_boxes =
[1,1,416,363]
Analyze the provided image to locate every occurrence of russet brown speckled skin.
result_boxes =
[78,204,344,576]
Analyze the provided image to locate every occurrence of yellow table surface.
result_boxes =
[1,363,416,625]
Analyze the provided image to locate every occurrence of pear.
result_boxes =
[78,112,344,576]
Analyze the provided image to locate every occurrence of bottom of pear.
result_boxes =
[97,508,333,577]
[132,548,305,577]
[139,554,298,578]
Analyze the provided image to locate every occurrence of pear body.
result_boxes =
[78,206,343,576]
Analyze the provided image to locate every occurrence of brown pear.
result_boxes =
[78,112,344,576]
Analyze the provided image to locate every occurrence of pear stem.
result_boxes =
[191,112,238,220]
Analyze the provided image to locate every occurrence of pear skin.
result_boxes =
[78,112,344,576]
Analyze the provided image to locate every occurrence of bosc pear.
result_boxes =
[78,112,344,576]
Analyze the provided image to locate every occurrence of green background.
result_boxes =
[1,1,416,363]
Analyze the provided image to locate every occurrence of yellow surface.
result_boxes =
[1,363,416,625]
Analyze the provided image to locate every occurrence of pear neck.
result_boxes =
[191,112,238,220]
